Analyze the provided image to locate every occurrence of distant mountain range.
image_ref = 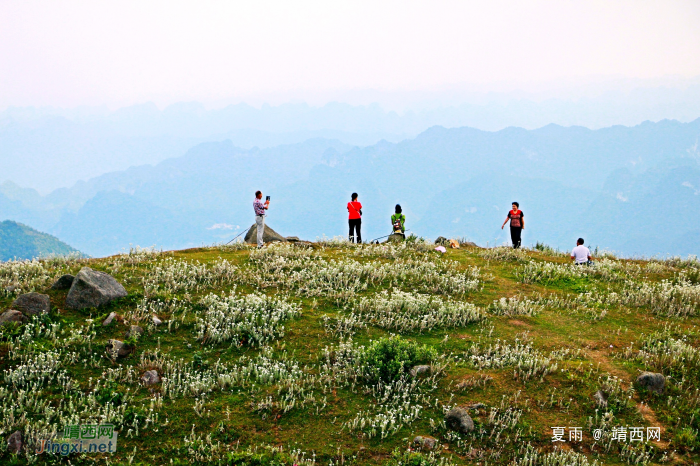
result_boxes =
[4,87,700,193]
[1,118,699,258]
[0,220,81,261]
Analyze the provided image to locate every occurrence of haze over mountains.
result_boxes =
[1,112,699,258]
[3,81,700,193]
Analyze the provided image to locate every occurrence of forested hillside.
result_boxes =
[0,220,80,261]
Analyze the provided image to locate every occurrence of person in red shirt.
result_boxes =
[347,192,362,243]
[501,202,524,249]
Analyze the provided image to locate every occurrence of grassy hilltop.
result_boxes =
[0,239,699,465]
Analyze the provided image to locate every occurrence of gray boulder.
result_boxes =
[286,236,301,242]
[11,292,50,315]
[386,233,405,243]
[66,267,127,310]
[244,223,287,244]
[412,436,437,450]
[593,390,608,408]
[410,365,432,377]
[106,339,132,358]
[435,236,449,246]
[0,310,28,326]
[7,430,22,454]
[51,274,75,290]
[445,407,474,433]
[102,312,117,326]
[125,325,144,339]
[636,372,665,394]
[141,370,161,386]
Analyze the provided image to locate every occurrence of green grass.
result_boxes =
[0,242,699,465]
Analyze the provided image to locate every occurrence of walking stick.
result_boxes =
[370,229,411,243]
[225,229,246,245]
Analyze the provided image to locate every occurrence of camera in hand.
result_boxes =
[266,196,270,201]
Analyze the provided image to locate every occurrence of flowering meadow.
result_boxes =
[0,241,699,465]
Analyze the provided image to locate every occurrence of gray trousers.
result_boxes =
[255,215,265,247]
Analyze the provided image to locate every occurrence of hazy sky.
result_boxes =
[1,0,700,109]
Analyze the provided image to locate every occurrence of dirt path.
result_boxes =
[636,402,670,449]
[585,348,672,452]
[584,348,632,382]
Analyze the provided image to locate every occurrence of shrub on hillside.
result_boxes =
[478,246,530,263]
[386,449,454,466]
[359,335,437,384]
[353,289,483,333]
[673,427,699,452]
[533,242,569,258]
[196,291,300,345]
[625,327,700,382]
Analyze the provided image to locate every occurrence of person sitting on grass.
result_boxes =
[391,204,406,237]
[571,238,594,265]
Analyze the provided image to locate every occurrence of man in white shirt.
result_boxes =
[571,238,593,265]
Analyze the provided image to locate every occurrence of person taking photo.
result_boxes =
[253,190,270,248]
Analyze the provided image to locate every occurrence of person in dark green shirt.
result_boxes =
[391,204,406,236]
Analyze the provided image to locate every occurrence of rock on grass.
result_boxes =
[51,274,74,290]
[106,339,132,358]
[636,372,665,394]
[11,292,50,315]
[66,267,127,310]
[409,365,432,377]
[593,390,608,408]
[445,407,474,433]
[125,325,144,339]
[412,435,437,450]
[244,223,287,244]
[102,312,118,326]
[7,430,22,454]
[0,310,28,326]
[141,370,161,386]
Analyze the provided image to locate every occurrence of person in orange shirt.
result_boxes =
[347,192,362,243]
